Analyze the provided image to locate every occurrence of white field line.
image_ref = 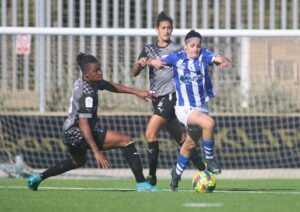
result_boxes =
[2,169,299,180]
[183,203,223,208]
[0,185,300,195]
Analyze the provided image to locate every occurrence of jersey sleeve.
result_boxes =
[161,52,178,66]
[78,93,93,118]
[202,48,218,66]
[96,79,110,90]
[137,47,147,59]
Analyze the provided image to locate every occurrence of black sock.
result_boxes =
[148,141,159,177]
[190,148,206,171]
[123,142,145,183]
[40,159,78,180]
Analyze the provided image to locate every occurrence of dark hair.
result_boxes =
[156,11,173,28]
[185,30,202,43]
[76,52,98,72]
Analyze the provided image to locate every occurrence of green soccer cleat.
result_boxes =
[136,182,161,192]
[146,175,157,186]
[27,174,42,191]
[170,167,181,191]
[206,158,221,174]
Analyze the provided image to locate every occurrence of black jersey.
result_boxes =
[63,78,109,132]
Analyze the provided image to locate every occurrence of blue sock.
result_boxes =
[175,154,189,176]
[202,140,214,159]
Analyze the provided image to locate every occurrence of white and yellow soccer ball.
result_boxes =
[192,171,216,193]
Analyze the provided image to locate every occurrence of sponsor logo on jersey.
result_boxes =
[179,74,203,84]
[85,97,93,108]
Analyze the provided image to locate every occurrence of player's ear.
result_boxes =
[83,70,89,79]
[155,27,159,33]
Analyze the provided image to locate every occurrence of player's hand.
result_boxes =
[94,151,110,168]
[218,57,231,70]
[148,58,166,69]
[137,57,148,68]
[136,90,155,101]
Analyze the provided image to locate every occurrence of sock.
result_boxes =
[147,141,159,177]
[175,154,189,176]
[189,148,206,171]
[40,159,78,180]
[202,140,214,159]
[123,142,145,183]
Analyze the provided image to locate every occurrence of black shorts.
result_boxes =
[63,126,107,157]
[152,92,176,122]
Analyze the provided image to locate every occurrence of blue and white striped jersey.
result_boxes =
[161,48,217,108]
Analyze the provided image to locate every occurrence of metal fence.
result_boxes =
[0,0,299,113]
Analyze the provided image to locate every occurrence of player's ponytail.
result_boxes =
[156,11,173,28]
[76,52,98,72]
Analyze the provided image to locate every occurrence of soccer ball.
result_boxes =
[192,171,216,193]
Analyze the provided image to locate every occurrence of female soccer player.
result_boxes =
[27,53,160,192]
[151,30,231,191]
[131,12,205,186]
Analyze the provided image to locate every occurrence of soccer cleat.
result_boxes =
[206,158,221,174]
[170,167,181,191]
[146,175,157,186]
[27,174,42,191]
[136,182,161,192]
[196,160,206,171]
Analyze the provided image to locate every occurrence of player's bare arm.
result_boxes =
[214,56,231,70]
[131,57,147,77]
[79,117,109,168]
[105,82,153,101]
[147,58,166,69]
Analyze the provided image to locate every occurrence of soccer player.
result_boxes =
[151,30,231,191]
[131,12,206,186]
[27,53,160,192]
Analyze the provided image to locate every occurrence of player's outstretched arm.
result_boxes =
[105,82,153,101]
[79,117,109,168]
[147,58,166,69]
[214,56,231,70]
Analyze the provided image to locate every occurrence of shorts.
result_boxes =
[152,92,176,122]
[63,126,107,157]
[175,104,209,130]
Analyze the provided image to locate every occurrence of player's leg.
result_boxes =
[101,129,160,192]
[165,118,206,171]
[144,114,166,185]
[170,131,199,191]
[27,147,87,191]
[187,110,221,174]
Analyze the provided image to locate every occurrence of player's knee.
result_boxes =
[204,118,215,131]
[145,129,157,142]
[121,135,133,146]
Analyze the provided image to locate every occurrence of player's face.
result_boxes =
[84,62,103,82]
[156,21,173,42]
[185,39,202,59]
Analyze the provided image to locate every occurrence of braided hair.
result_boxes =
[76,52,98,72]
[156,11,173,28]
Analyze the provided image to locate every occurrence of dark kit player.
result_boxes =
[27,53,160,192]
